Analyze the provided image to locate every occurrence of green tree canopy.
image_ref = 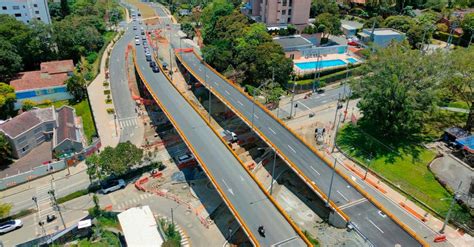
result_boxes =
[0,82,16,119]
[383,15,415,33]
[462,13,474,40]
[310,0,339,17]
[0,202,12,219]
[443,46,474,131]
[353,43,443,138]
[0,39,22,82]
[0,133,13,165]
[66,71,87,101]
[313,13,343,40]
[201,0,234,43]
[96,141,143,177]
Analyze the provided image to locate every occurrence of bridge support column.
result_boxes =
[328,210,348,229]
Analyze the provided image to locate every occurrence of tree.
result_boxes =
[310,0,339,17]
[21,99,36,111]
[313,13,343,41]
[0,39,22,82]
[383,15,415,33]
[352,43,443,138]
[424,0,448,11]
[86,153,101,182]
[28,20,57,67]
[98,142,143,177]
[462,13,474,42]
[201,0,234,44]
[0,133,12,165]
[0,202,12,219]
[444,47,474,131]
[66,71,87,101]
[49,2,63,20]
[0,83,16,119]
[60,0,70,17]
[406,25,426,48]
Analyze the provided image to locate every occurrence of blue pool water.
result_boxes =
[296,58,358,70]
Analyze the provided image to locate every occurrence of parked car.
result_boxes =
[135,39,140,46]
[146,54,152,62]
[133,25,137,30]
[222,130,238,143]
[152,66,160,73]
[100,179,126,194]
[135,35,140,40]
[176,154,194,164]
[142,35,146,40]
[0,220,23,234]
[149,61,156,68]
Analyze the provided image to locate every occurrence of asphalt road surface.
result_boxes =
[178,52,424,247]
[133,27,306,246]
[109,17,140,143]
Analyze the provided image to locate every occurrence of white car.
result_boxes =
[176,154,195,164]
[0,220,23,234]
[100,179,126,194]
[135,39,140,45]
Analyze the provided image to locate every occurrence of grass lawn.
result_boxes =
[337,124,470,222]
[36,99,96,144]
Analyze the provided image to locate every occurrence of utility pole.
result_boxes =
[289,74,297,119]
[440,181,462,234]
[270,150,277,195]
[48,189,66,229]
[252,79,272,129]
[332,93,342,129]
[312,50,321,93]
[171,207,174,225]
[326,157,338,207]
[364,154,373,180]
[208,85,212,123]
[342,87,351,123]
[331,113,343,153]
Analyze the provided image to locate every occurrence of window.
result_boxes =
[290,54,295,59]
[2,6,6,10]
[22,145,30,153]
[282,10,286,15]
[37,17,41,20]
[13,6,19,10]
[289,0,293,7]
[288,9,292,15]
[34,127,42,134]
[283,0,287,6]
[33,4,38,7]
[15,13,21,17]
[288,17,291,23]
[35,11,39,14]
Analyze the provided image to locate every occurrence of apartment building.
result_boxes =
[0,0,51,24]
[243,0,311,27]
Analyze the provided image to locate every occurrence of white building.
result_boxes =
[0,0,51,24]
[118,206,164,247]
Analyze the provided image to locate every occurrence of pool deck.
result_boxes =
[294,53,361,75]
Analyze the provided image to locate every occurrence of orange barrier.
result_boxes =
[132,48,259,246]
[434,235,447,242]
[149,49,312,246]
[176,51,349,222]
[399,202,427,222]
[176,50,430,247]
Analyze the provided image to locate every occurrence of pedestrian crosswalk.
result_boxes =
[119,117,138,128]
[115,192,153,209]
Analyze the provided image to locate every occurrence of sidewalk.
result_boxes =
[87,33,122,149]
[325,148,473,246]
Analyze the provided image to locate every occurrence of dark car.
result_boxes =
[149,61,156,68]
[152,66,160,73]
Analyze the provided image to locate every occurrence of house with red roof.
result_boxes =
[10,60,75,109]
[0,106,84,159]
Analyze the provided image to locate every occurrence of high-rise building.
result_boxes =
[0,0,51,24]
[243,0,311,27]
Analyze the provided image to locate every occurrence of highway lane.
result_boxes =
[133,35,306,246]
[178,52,423,247]
[109,14,140,143]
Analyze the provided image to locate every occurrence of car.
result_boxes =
[135,39,140,45]
[141,30,145,35]
[223,130,238,143]
[100,179,126,194]
[146,54,152,62]
[133,26,137,30]
[176,154,194,164]
[149,61,156,67]
[142,35,147,40]
[135,35,140,40]
[0,220,23,234]
[152,66,160,73]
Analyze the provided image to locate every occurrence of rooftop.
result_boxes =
[55,106,78,146]
[0,111,41,138]
[10,60,74,91]
[118,206,163,247]
[273,35,313,51]
[341,20,364,30]
[363,28,404,36]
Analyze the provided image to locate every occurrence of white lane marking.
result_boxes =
[339,198,367,210]
[239,175,245,182]
[322,100,327,103]
[270,235,299,246]
[254,114,259,119]
[268,127,276,135]
[299,101,311,110]
[367,218,384,234]
[337,190,350,202]
[222,179,234,195]
[225,90,230,95]
[310,166,320,175]
[237,100,244,106]
[287,145,296,153]
[198,67,202,71]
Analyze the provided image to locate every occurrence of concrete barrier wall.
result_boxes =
[0,160,66,190]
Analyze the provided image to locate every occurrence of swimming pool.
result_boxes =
[295,58,358,70]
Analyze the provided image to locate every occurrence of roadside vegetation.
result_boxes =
[337,43,474,227]
[160,218,182,247]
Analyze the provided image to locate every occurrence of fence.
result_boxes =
[0,139,101,191]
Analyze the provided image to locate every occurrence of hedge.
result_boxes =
[289,67,361,88]
[57,189,89,204]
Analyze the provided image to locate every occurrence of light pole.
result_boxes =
[326,157,338,207]
[364,154,373,180]
[331,113,343,153]
[252,78,272,129]
[289,74,297,119]
[48,189,66,229]
[269,149,277,195]
[332,93,343,129]
[440,181,463,234]
[312,51,321,93]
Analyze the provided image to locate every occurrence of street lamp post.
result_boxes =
[48,189,66,229]
[326,157,338,207]
[440,181,463,234]
[252,78,272,129]
[364,154,373,180]
[289,74,297,119]
[270,149,277,195]
[331,113,343,153]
